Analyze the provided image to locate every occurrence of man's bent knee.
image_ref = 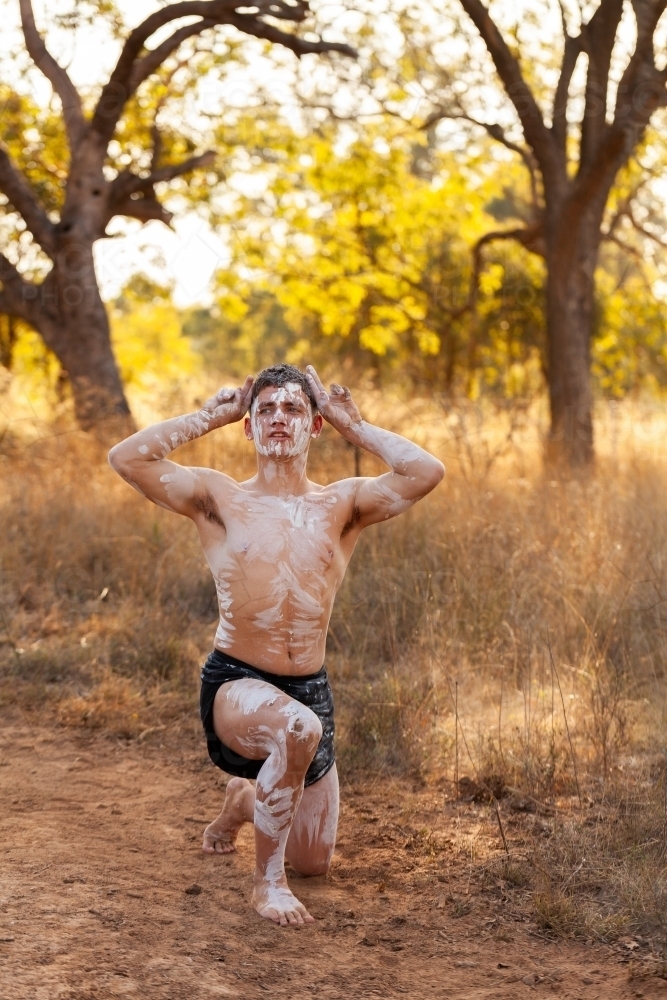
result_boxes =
[290,857,331,877]
[283,703,322,760]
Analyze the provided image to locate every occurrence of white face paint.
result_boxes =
[250,383,314,460]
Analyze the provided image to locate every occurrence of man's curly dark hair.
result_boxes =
[250,364,317,412]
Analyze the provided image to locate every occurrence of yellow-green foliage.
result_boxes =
[593,267,667,398]
[110,296,202,392]
[215,122,540,391]
[210,116,667,399]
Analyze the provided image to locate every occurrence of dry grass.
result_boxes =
[2,393,667,952]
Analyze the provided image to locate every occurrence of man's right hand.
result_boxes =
[201,376,254,429]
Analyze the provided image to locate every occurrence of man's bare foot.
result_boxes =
[252,875,315,926]
[202,777,254,854]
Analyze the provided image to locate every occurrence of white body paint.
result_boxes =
[201,488,345,672]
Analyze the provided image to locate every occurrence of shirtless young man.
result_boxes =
[109,363,444,927]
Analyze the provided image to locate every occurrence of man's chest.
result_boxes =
[212,495,348,576]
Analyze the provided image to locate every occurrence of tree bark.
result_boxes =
[544,249,596,468]
[47,261,132,434]
[542,181,614,467]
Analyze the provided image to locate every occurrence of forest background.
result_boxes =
[4,0,667,971]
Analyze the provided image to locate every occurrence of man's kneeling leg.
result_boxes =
[285,764,339,876]
[212,678,323,924]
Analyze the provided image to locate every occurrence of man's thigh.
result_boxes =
[285,764,339,876]
[213,678,292,759]
[212,678,321,761]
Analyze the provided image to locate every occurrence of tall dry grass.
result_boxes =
[2,391,667,951]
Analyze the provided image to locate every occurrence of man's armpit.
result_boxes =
[192,491,225,527]
[340,503,362,538]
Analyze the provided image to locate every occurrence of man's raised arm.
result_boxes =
[306,366,444,528]
[108,377,253,516]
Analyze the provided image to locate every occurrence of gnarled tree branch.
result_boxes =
[108,193,174,227]
[579,0,625,173]
[222,11,357,59]
[610,0,667,139]
[18,0,84,147]
[0,252,45,326]
[457,0,558,188]
[106,150,216,229]
[147,150,217,186]
[90,0,356,145]
[467,223,545,311]
[0,146,57,257]
[422,108,541,214]
[127,20,217,96]
[552,33,583,156]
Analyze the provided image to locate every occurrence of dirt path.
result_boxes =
[0,708,660,1000]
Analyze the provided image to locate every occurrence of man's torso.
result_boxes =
[191,472,361,674]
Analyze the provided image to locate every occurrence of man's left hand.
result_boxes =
[306,366,362,434]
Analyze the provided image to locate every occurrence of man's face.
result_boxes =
[244,382,322,459]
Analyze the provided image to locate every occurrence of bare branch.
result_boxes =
[127,20,217,96]
[457,0,559,187]
[423,223,546,327]
[19,0,84,147]
[148,150,217,185]
[223,11,357,59]
[0,252,45,326]
[90,0,356,145]
[603,230,649,267]
[110,150,216,198]
[0,146,57,257]
[579,0,625,173]
[468,223,545,308]
[552,33,583,155]
[150,125,163,173]
[609,0,667,146]
[625,205,667,247]
[106,151,216,229]
[422,108,541,212]
[108,193,174,227]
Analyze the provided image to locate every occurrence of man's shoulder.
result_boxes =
[189,467,244,521]
[194,467,243,490]
[312,476,361,498]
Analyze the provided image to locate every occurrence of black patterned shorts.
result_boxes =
[199,649,335,787]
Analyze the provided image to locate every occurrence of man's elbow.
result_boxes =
[108,444,131,478]
[423,459,445,492]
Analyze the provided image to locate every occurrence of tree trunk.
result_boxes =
[544,209,601,468]
[35,238,134,438]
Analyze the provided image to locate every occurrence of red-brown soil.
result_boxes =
[0,707,663,1000]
